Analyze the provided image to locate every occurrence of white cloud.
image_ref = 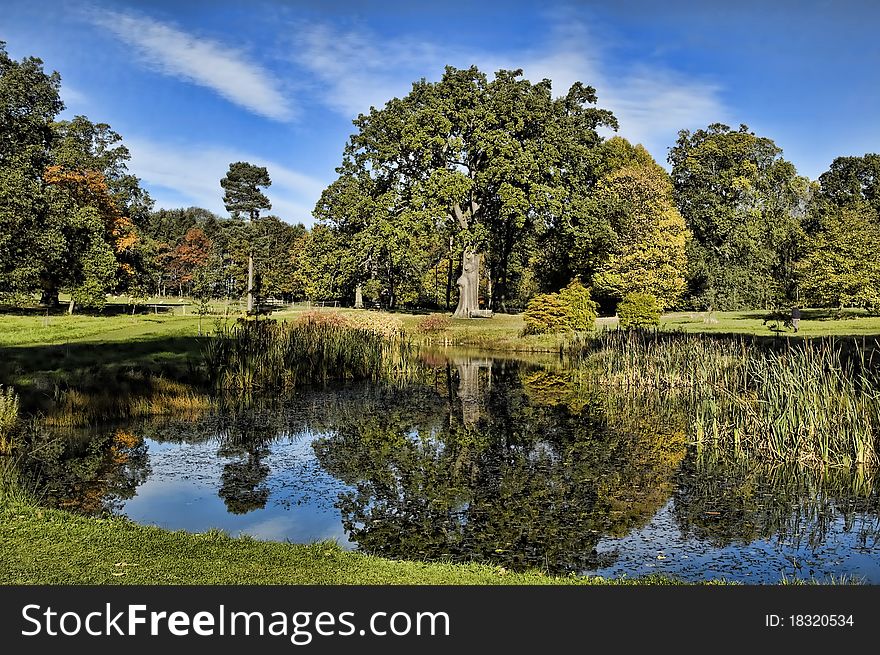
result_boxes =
[292,17,729,163]
[126,137,327,224]
[90,9,294,121]
[60,84,89,108]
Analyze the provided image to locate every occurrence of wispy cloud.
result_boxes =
[126,137,327,224]
[59,83,89,109]
[292,24,451,116]
[90,9,294,121]
[292,16,728,163]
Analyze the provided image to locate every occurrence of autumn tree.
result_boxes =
[590,140,688,309]
[41,166,140,311]
[163,226,212,296]
[220,162,271,312]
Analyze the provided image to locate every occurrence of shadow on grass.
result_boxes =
[0,302,182,317]
[0,335,207,414]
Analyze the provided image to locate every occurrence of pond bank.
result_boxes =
[0,480,685,585]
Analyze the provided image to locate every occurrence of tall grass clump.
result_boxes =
[0,385,21,455]
[203,318,415,391]
[566,330,880,468]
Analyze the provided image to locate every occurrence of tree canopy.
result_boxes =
[669,123,809,310]
[319,65,617,314]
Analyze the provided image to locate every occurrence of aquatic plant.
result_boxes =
[566,330,880,468]
[202,318,415,391]
[0,385,20,454]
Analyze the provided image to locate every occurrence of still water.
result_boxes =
[21,353,880,582]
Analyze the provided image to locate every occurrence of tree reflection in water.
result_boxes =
[313,360,687,574]
[16,353,880,578]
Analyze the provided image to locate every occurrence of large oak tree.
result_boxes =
[320,66,616,317]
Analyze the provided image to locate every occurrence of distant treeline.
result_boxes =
[1,45,878,313]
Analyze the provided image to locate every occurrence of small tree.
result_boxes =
[617,292,662,330]
[798,204,880,311]
[192,264,214,336]
[558,279,598,330]
[523,293,570,334]
[523,282,597,334]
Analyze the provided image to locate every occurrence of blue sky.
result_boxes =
[2,0,879,225]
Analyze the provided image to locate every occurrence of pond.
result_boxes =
[19,351,880,583]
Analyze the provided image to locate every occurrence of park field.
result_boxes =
[3,303,880,350]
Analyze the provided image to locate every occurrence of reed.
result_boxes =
[0,385,20,454]
[566,330,880,468]
[202,318,416,392]
[42,378,212,427]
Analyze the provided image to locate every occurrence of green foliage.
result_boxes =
[817,153,880,219]
[523,293,570,334]
[0,44,151,305]
[557,279,598,330]
[617,292,662,329]
[590,153,688,308]
[798,203,880,310]
[220,162,271,221]
[669,123,809,310]
[323,65,616,315]
[524,281,597,334]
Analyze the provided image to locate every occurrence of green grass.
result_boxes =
[659,309,880,338]
[0,312,205,347]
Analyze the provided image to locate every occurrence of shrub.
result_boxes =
[350,312,404,339]
[296,310,351,328]
[617,292,662,330]
[523,293,570,334]
[416,313,452,334]
[523,281,598,335]
[558,279,598,330]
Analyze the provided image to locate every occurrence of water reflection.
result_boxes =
[14,352,880,581]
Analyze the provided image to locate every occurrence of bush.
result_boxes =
[523,281,598,335]
[558,279,598,330]
[350,312,404,339]
[617,292,662,330]
[296,310,351,328]
[416,313,451,334]
[523,293,571,334]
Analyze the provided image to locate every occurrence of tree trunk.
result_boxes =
[354,284,363,309]
[247,251,254,313]
[453,249,481,318]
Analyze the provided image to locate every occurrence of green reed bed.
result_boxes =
[0,385,20,454]
[566,330,880,468]
[203,318,416,391]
